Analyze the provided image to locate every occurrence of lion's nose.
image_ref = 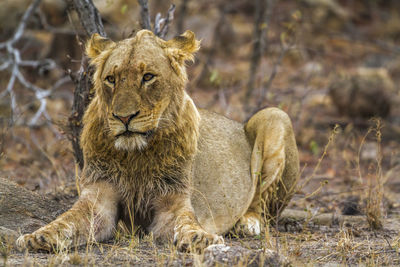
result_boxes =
[113,111,140,125]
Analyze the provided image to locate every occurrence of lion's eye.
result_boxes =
[142,73,154,82]
[105,75,115,84]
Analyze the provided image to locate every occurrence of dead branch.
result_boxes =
[255,45,289,110]
[281,209,365,227]
[244,0,275,114]
[137,0,176,38]
[0,0,41,48]
[69,0,107,37]
[37,7,81,35]
[0,0,70,126]
[67,0,106,170]
[154,4,176,38]
[138,0,152,31]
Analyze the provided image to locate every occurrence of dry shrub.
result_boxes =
[358,118,384,230]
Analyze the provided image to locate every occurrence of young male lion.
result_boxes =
[17,30,299,252]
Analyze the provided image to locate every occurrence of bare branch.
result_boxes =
[15,68,48,95]
[66,0,106,169]
[2,0,42,48]
[244,0,276,114]
[37,7,81,35]
[256,45,289,109]
[138,0,152,31]
[5,65,18,114]
[138,1,175,38]
[29,99,47,126]
[69,0,107,37]
[158,4,176,38]
[154,13,163,35]
[0,56,11,71]
[0,0,70,126]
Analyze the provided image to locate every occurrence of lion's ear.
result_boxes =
[165,30,200,64]
[86,33,115,59]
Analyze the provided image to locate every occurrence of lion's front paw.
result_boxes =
[16,229,59,252]
[174,228,224,253]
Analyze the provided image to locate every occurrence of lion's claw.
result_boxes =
[174,229,224,253]
[234,212,262,236]
[16,230,58,252]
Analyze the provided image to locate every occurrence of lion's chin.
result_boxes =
[114,135,148,151]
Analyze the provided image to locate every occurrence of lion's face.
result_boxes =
[86,30,200,151]
[99,35,176,151]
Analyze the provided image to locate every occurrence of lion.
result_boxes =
[16,30,299,252]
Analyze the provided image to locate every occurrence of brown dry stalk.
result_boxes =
[298,124,340,193]
[245,0,274,104]
[356,118,384,229]
[366,118,384,230]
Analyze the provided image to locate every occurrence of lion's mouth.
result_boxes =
[115,130,154,139]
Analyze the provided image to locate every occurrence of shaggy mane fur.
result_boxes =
[80,30,200,228]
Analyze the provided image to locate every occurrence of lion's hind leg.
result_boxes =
[235,108,299,236]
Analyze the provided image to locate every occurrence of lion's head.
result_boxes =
[86,30,200,151]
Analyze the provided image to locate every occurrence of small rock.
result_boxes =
[202,244,290,267]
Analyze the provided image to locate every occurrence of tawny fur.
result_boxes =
[16,30,299,252]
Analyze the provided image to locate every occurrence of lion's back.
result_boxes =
[191,109,255,234]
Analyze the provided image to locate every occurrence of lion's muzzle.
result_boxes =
[112,111,140,126]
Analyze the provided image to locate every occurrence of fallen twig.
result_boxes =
[281,209,365,227]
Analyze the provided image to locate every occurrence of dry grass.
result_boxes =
[356,118,385,230]
[366,119,384,230]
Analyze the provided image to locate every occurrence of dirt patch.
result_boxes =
[2,216,399,266]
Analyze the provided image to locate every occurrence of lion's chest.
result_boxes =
[110,154,187,214]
